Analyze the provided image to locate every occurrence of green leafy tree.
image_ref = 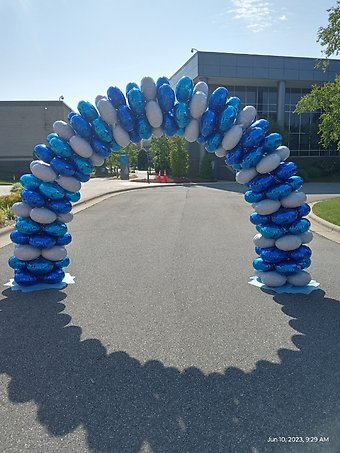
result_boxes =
[317,1,340,68]
[137,148,148,170]
[169,136,189,177]
[150,136,171,174]
[124,143,139,169]
[199,153,214,180]
[105,152,120,175]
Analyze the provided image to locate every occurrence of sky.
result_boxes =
[0,0,337,110]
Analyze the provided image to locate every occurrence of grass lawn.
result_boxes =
[0,180,13,185]
[313,197,340,227]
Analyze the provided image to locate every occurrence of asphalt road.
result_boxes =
[0,185,340,453]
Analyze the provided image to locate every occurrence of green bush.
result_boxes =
[0,210,6,226]
[199,153,214,180]
[297,169,309,181]
[0,193,21,209]
[169,136,189,177]
[307,167,323,179]
[151,136,171,174]
[10,182,23,194]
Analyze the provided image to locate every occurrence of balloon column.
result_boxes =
[8,75,313,290]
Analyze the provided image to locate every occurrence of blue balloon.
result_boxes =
[246,173,275,192]
[290,245,312,261]
[253,257,274,272]
[77,100,98,122]
[196,135,206,144]
[256,224,285,239]
[109,139,122,152]
[68,112,77,121]
[16,217,41,234]
[54,256,70,269]
[127,87,145,115]
[42,221,67,237]
[260,247,288,263]
[74,171,90,183]
[73,156,94,175]
[241,147,263,169]
[56,232,72,245]
[250,212,270,225]
[46,200,72,214]
[271,208,298,225]
[298,257,312,269]
[39,182,65,200]
[288,175,304,191]
[70,114,92,140]
[50,157,75,177]
[255,246,262,255]
[10,230,30,245]
[20,174,42,190]
[263,133,282,152]
[34,144,55,163]
[14,270,38,286]
[208,87,228,112]
[29,234,56,249]
[91,138,111,158]
[126,82,139,95]
[226,97,240,112]
[162,112,178,136]
[244,190,265,203]
[241,127,265,149]
[92,117,113,142]
[176,76,194,103]
[251,119,269,132]
[297,203,311,217]
[8,256,27,270]
[137,116,152,140]
[177,128,185,136]
[47,133,58,142]
[265,183,292,200]
[288,218,311,235]
[117,105,134,132]
[64,191,80,202]
[27,258,54,275]
[41,269,65,284]
[157,84,175,112]
[107,86,126,108]
[129,130,142,143]
[49,136,74,158]
[156,76,170,91]
[21,189,45,207]
[174,102,190,128]
[219,105,237,132]
[275,262,302,275]
[225,146,244,166]
[273,162,297,180]
[200,109,216,138]
[205,132,223,153]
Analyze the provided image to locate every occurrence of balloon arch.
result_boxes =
[7,76,315,291]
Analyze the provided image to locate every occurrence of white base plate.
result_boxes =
[248,276,320,294]
[4,273,75,292]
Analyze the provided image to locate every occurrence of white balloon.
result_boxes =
[260,271,287,287]
[141,77,157,101]
[275,146,290,161]
[113,125,130,147]
[253,199,281,215]
[152,127,164,138]
[275,234,302,251]
[236,105,257,129]
[53,121,75,140]
[97,98,118,125]
[56,175,81,193]
[256,153,281,174]
[281,191,307,208]
[58,212,74,223]
[222,125,243,151]
[287,271,311,286]
[299,230,313,244]
[90,152,105,167]
[14,244,40,261]
[189,91,208,119]
[95,95,106,107]
[236,167,258,184]
[193,81,208,95]
[253,233,275,248]
[145,100,163,128]
[30,207,57,224]
[30,161,57,182]
[215,147,227,158]
[12,202,31,218]
[42,246,67,261]
[69,135,93,158]
[184,119,199,142]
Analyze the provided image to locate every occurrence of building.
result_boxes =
[0,100,72,178]
[170,51,340,179]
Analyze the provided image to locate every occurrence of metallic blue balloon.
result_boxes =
[68,112,77,121]
[251,119,269,132]
[50,157,75,177]
[271,208,298,225]
[43,221,67,237]
[70,114,92,140]
[226,97,240,112]
[255,246,262,255]
[46,200,72,214]
[91,138,110,158]
[288,175,304,191]
[8,256,27,270]
[297,203,311,217]
[20,174,42,190]
[244,190,265,203]
[27,258,54,275]
[117,105,134,132]
[253,257,274,272]
[41,269,65,284]
[273,162,297,180]
[263,133,282,152]
[14,270,38,286]
[21,189,45,207]
[77,100,98,122]
[107,86,126,108]
[241,147,263,169]
[176,76,194,103]
[157,84,175,112]
[290,245,312,261]
[54,256,70,268]
[208,87,228,112]
[260,247,288,263]
[241,127,265,149]
[129,130,142,143]
[64,191,80,202]
[275,262,302,275]
[246,173,275,192]
[73,156,93,175]
[92,117,113,142]
[288,218,311,235]
[126,82,139,95]
[174,102,190,128]
[225,146,244,166]
[49,136,74,158]
[219,105,237,132]
[34,144,55,163]
[197,135,206,144]
[200,109,217,138]
[47,133,58,142]
[205,132,223,152]
[298,257,312,269]
[74,171,90,183]
[156,76,170,91]
[256,224,286,239]
[56,232,72,245]
[137,116,152,139]
[250,212,270,225]
[29,234,56,249]
[39,182,65,200]
[10,230,30,245]
[162,112,178,136]
[265,183,292,200]
[127,87,145,115]
[177,128,185,136]
[109,139,122,152]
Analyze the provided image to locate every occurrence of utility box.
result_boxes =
[120,153,129,180]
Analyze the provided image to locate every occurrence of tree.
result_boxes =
[169,136,189,177]
[105,152,120,175]
[137,148,148,170]
[199,153,214,180]
[123,143,139,169]
[150,136,171,174]
[295,2,340,149]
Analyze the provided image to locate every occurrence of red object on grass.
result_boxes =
[163,169,167,183]
[157,171,161,182]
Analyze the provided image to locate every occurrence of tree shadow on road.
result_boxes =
[0,288,339,452]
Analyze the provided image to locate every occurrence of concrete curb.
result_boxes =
[308,201,340,244]
[309,201,340,233]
